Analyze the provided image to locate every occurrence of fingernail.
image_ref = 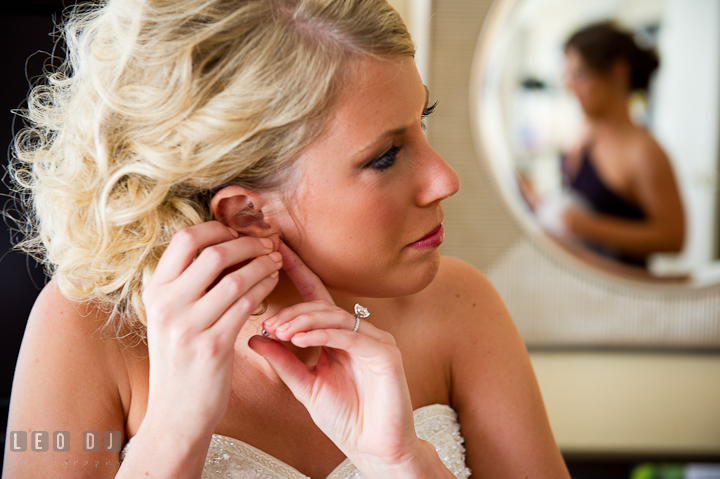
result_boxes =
[228,228,240,238]
[260,238,273,250]
[270,234,281,252]
[270,271,279,278]
[269,252,282,262]
[277,322,291,333]
[264,316,277,328]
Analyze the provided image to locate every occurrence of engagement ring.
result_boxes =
[352,303,370,332]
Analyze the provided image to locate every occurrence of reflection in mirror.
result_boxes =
[476,0,720,284]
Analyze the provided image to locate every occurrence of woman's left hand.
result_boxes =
[247,241,424,476]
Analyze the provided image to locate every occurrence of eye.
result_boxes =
[421,100,438,131]
[365,145,403,171]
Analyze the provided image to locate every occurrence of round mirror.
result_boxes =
[472,0,720,287]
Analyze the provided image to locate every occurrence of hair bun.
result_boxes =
[629,43,660,91]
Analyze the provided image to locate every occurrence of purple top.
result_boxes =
[562,146,648,267]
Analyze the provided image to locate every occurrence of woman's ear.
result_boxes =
[210,185,277,237]
[610,59,631,91]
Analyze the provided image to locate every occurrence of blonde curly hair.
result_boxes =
[8,0,415,345]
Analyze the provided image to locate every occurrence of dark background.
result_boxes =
[0,2,717,478]
[0,0,80,473]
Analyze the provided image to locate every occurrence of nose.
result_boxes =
[416,145,460,207]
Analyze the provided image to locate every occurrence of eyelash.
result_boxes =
[421,100,437,131]
[365,100,438,172]
[367,145,403,171]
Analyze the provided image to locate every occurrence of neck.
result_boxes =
[239,270,360,367]
[586,94,634,138]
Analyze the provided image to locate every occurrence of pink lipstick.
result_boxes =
[407,224,444,249]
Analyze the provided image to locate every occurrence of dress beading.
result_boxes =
[119,403,471,479]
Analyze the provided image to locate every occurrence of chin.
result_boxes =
[580,97,608,118]
[403,252,443,295]
[334,250,442,298]
[579,101,595,116]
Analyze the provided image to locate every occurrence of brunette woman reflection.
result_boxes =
[557,22,684,268]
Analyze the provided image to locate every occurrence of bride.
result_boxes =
[4,0,570,477]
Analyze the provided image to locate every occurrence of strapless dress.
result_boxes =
[120,403,471,479]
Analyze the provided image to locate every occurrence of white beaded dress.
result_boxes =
[119,403,472,479]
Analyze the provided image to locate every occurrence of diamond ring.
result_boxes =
[352,303,370,333]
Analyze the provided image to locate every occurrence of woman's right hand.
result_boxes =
[141,221,282,438]
[535,190,591,237]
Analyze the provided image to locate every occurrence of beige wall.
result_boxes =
[531,352,720,454]
[387,0,409,26]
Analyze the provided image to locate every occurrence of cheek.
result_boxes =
[576,81,604,110]
[284,186,421,296]
[306,188,404,256]
[576,81,592,99]
[587,80,609,99]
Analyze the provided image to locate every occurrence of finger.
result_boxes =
[278,241,333,303]
[272,310,386,342]
[206,234,281,290]
[290,328,394,359]
[176,236,277,298]
[191,254,281,330]
[153,221,239,284]
[261,300,335,334]
[247,336,315,404]
[211,272,281,344]
[272,310,342,341]
[267,233,281,253]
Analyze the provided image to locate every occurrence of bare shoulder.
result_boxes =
[4,280,129,478]
[410,255,515,366]
[27,280,133,409]
[434,255,517,354]
[428,254,519,356]
[424,255,508,325]
[628,128,673,175]
[422,258,570,477]
[27,279,129,373]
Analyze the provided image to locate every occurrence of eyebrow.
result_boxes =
[355,85,431,155]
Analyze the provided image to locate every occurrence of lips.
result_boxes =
[406,223,444,249]
[417,224,442,242]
